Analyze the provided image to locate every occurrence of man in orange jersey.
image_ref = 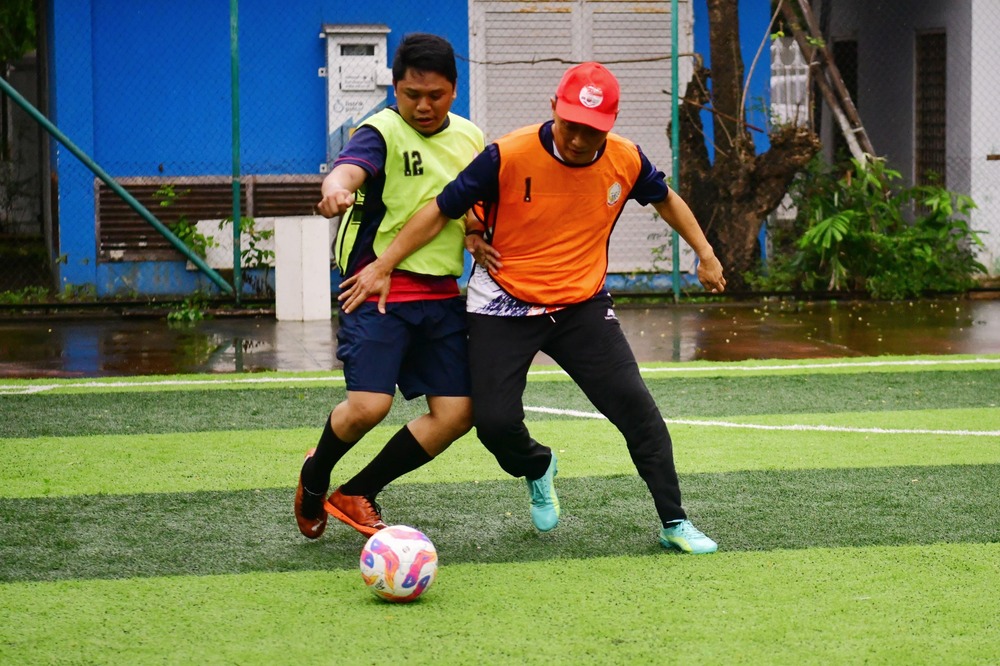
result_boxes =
[339,62,726,554]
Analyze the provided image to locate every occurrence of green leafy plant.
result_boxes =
[57,283,97,302]
[0,285,48,304]
[154,185,218,259]
[0,0,36,65]
[218,216,274,269]
[216,215,275,297]
[746,156,985,298]
[168,293,208,324]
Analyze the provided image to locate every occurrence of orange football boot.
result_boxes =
[294,448,328,539]
[324,487,388,537]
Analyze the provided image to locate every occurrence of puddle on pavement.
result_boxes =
[618,298,1000,363]
[1,298,998,379]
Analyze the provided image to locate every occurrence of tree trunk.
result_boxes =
[673,0,821,292]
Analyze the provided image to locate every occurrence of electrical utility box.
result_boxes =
[321,24,393,164]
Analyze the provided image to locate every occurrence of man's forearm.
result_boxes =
[653,194,715,260]
[324,164,365,193]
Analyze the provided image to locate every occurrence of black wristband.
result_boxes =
[465,229,485,237]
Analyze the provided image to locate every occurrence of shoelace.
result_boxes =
[363,496,384,522]
[670,520,705,538]
[529,477,551,505]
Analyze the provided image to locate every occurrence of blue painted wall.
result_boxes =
[692,0,774,159]
[691,0,774,262]
[46,0,472,297]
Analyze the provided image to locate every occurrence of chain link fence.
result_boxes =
[1,0,996,303]
[1,1,700,301]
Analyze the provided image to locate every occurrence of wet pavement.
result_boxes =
[1,297,999,379]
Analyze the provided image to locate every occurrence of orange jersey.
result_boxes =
[485,124,642,305]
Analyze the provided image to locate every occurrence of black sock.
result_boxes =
[301,413,355,494]
[339,425,432,498]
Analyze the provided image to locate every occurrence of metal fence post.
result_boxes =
[230,0,243,303]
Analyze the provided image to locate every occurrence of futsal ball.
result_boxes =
[360,525,438,602]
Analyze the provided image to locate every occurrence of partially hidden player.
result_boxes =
[339,62,725,553]
[295,33,484,539]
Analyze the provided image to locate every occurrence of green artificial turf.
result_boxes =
[2,464,998,583]
[2,356,999,664]
[2,368,998,438]
[1,544,998,665]
[2,406,999,498]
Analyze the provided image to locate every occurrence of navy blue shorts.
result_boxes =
[336,297,471,400]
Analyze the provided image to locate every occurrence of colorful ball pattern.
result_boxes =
[360,525,438,602]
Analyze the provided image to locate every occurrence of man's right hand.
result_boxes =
[315,188,356,218]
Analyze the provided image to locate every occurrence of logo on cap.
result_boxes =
[579,85,604,109]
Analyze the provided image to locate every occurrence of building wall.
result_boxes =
[825,0,973,191]
[45,0,472,296]
[971,0,1000,274]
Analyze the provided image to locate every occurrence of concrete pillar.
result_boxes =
[274,216,332,321]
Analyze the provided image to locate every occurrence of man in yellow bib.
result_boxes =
[295,34,484,540]
[340,62,725,554]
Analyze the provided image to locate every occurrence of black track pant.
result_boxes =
[467,295,687,525]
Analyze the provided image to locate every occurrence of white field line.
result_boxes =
[0,374,347,395]
[1,356,998,396]
[523,406,1000,438]
[640,357,1000,374]
[462,357,1000,379]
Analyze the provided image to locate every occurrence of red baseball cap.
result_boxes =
[554,62,620,132]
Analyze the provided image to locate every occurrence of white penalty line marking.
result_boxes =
[523,406,1000,438]
[1,357,998,395]
[0,374,347,395]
